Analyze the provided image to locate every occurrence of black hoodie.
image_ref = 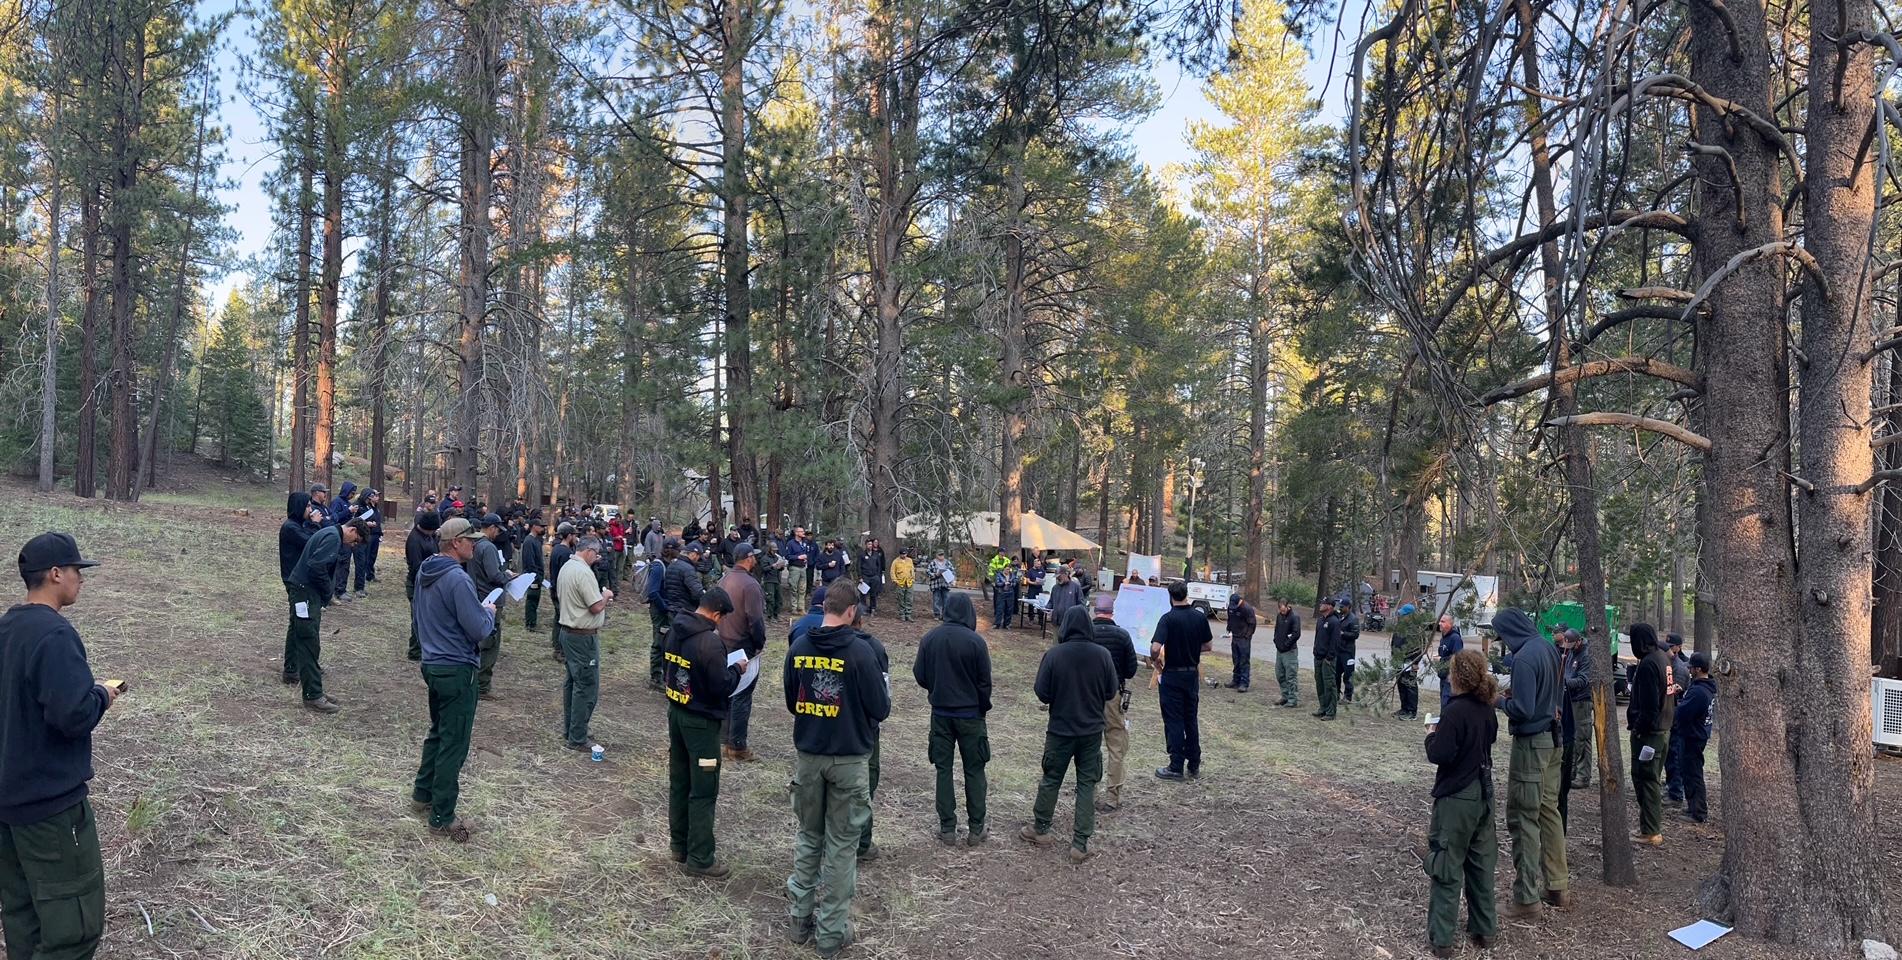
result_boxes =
[280,492,314,582]
[784,622,891,756]
[667,611,742,721]
[1035,607,1117,736]
[1626,624,1671,735]
[911,593,992,718]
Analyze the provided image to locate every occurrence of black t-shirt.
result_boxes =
[1154,605,1212,670]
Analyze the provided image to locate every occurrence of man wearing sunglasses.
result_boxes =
[0,532,117,959]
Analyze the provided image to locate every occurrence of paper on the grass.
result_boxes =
[857,581,871,596]
[483,587,504,606]
[294,601,310,619]
[1667,921,1731,950]
[506,572,536,601]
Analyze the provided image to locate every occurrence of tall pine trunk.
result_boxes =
[104,15,148,502]
[720,0,755,524]
[288,108,316,493]
[142,76,212,491]
[38,81,61,493]
[74,188,99,499]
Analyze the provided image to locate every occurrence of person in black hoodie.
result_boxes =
[857,538,886,614]
[1422,648,1498,958]
[1223,592,1257,692]
[288,519,366,712]
[405,511,442,661]
[1088,592,1139,810]
[666,586,740,879]
[280,492,318,683]
[911,593,993,846]
[1494,607,1567,916]
[519,517,547,632]
[1021,606,1117,861]
[0,533,115,960]
[1272,598,1302,707]
[1674,652,1715,823]
[783,587,891,958]
[1626,623,1673,844]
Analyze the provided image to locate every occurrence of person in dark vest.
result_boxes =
[0,532,115,960]
[1422,648,1498,958]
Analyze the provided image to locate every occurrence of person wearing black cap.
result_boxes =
[405,511,443,661]
[666,540,707,617]
[666,585,740,878]
[1663,633,1690,803]
[1151,581,1212,780]
[1674,652,1715,823]
[0,533,115,960]
[1311,597,1345,719]
[548,522,577,659]
[717,544,768,762]
[520,517,548,632]
[466,514,510,699]
[289,518,367,712]
[280,491,319,683]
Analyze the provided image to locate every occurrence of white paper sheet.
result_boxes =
[942,568,957,584]
[1667,921,1731,950]
[294,601,310,619]
[727,648,747,666]
[505,572,536,601]
[732,653,762,695]
[1640,745,1656,762]
[857,581,871,596]
[483,588,504,606]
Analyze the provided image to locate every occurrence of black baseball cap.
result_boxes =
[19,532,100,574]
[733,543,758,562]
[481,513,503,528]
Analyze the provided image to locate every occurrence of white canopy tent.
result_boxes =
[895,510,1099,553]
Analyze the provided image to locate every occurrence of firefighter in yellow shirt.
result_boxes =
[890,549,917,622]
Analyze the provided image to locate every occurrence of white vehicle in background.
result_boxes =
[1413,569,1499,632]
[1185,580,1235,618]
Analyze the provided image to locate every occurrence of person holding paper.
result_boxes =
[287,518,367,713]
[557,538,614,754]
[889,548,915,622]
[464,515,511,700]
[410,517,496,843]
[1422,648,1499,959]
[351,488,383,596]
[665,585,740,879]
[279,492,318,684]
[784,526,815,612]
[927,552,953,620]
[717,545,769,762]
[1626,623,1672,846]
[912,593,993,845]
[548,523,577,660]
[0,532,116,960]
[519,516,547,632]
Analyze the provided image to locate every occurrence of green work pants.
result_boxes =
[668,706,725,869]
[1568,699,1595,788]
[648,604,670,684]
[763,579,782,621]
[1632,731,1668,836]
[1425,778,1496,949]
[1315,658,1338,716]
[477,620,502,696]
[928,715,989,833]
[1275,650,1300,704]
[1032,731,1103,851]
[788,751,872,952]
[412,664,478,829]
[0,798,104,960]
[287,582,326,702]
[1507,733,1567,905]
[895,586,913,621]
[858,734,882,854]
[523,586,542,631]
[559,629,600,747]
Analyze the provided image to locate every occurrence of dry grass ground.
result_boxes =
[2,466,1897,959]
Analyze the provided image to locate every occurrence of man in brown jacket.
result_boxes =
[717,544,768,761]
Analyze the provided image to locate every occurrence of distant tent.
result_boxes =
[895,510,1099,553]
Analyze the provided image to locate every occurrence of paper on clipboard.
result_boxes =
[728,647,762,694]
[505,572,536,601]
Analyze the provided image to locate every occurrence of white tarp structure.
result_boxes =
[895,510,1099,553]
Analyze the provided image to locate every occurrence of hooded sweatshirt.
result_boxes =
[1035,607,1118,736]
[289,525,342,604]
[667,610,741,720]
[405,521,440,587]
[1626,625,1671,734]
[1047,577,1085,620]
[911,593,992,718]
[414,554,494,667]
[330,481,359,526]
[784,622,890,756]
[280,492,314,581]
[1496,608,1560,737]
[1675,676,1716,744]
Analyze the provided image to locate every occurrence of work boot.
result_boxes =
[1638,833,1665,847]
[1018,825,1057,846]
[680,860,731,880]
[815,927,856,959]
[1273,698,1288,706]
[1503,899,1543,921]
[1544,889,1572,909]
[856,843,880,862]
[1154,767,1184,781]
[670,849,687,864]
[731,748,759,763]
[1311,710,1326,718]
[938,829,959,847]
[1095,799,1122,813]
[1067,846,1093,864]
[965,826,987,847]
[1430,945,1455,959]
[1473,933,1498,948]
[429,819,472,843]
[1236,685,1249,693]
[408,800,429,817]
[787,916,815,945]
[303,696,340,715]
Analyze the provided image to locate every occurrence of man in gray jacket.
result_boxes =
[1494,608,1567,917]
[466,514,511,699]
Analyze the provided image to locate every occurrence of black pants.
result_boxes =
[1158,671,1201,774]
[1398,674,1419,716]
[1337,652,1356,701]
[0,798,104,960]
[1681,737,1709,821]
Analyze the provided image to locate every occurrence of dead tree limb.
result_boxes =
[1483,356,1703,406]
[1545,413,1714,451]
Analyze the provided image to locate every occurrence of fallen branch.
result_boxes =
[1545,413,1713,451]
[1616,286,1694,302]
[1482,356,1702,406]
[1679,240,1828,324]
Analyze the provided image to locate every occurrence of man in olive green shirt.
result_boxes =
[556,538,613,753]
